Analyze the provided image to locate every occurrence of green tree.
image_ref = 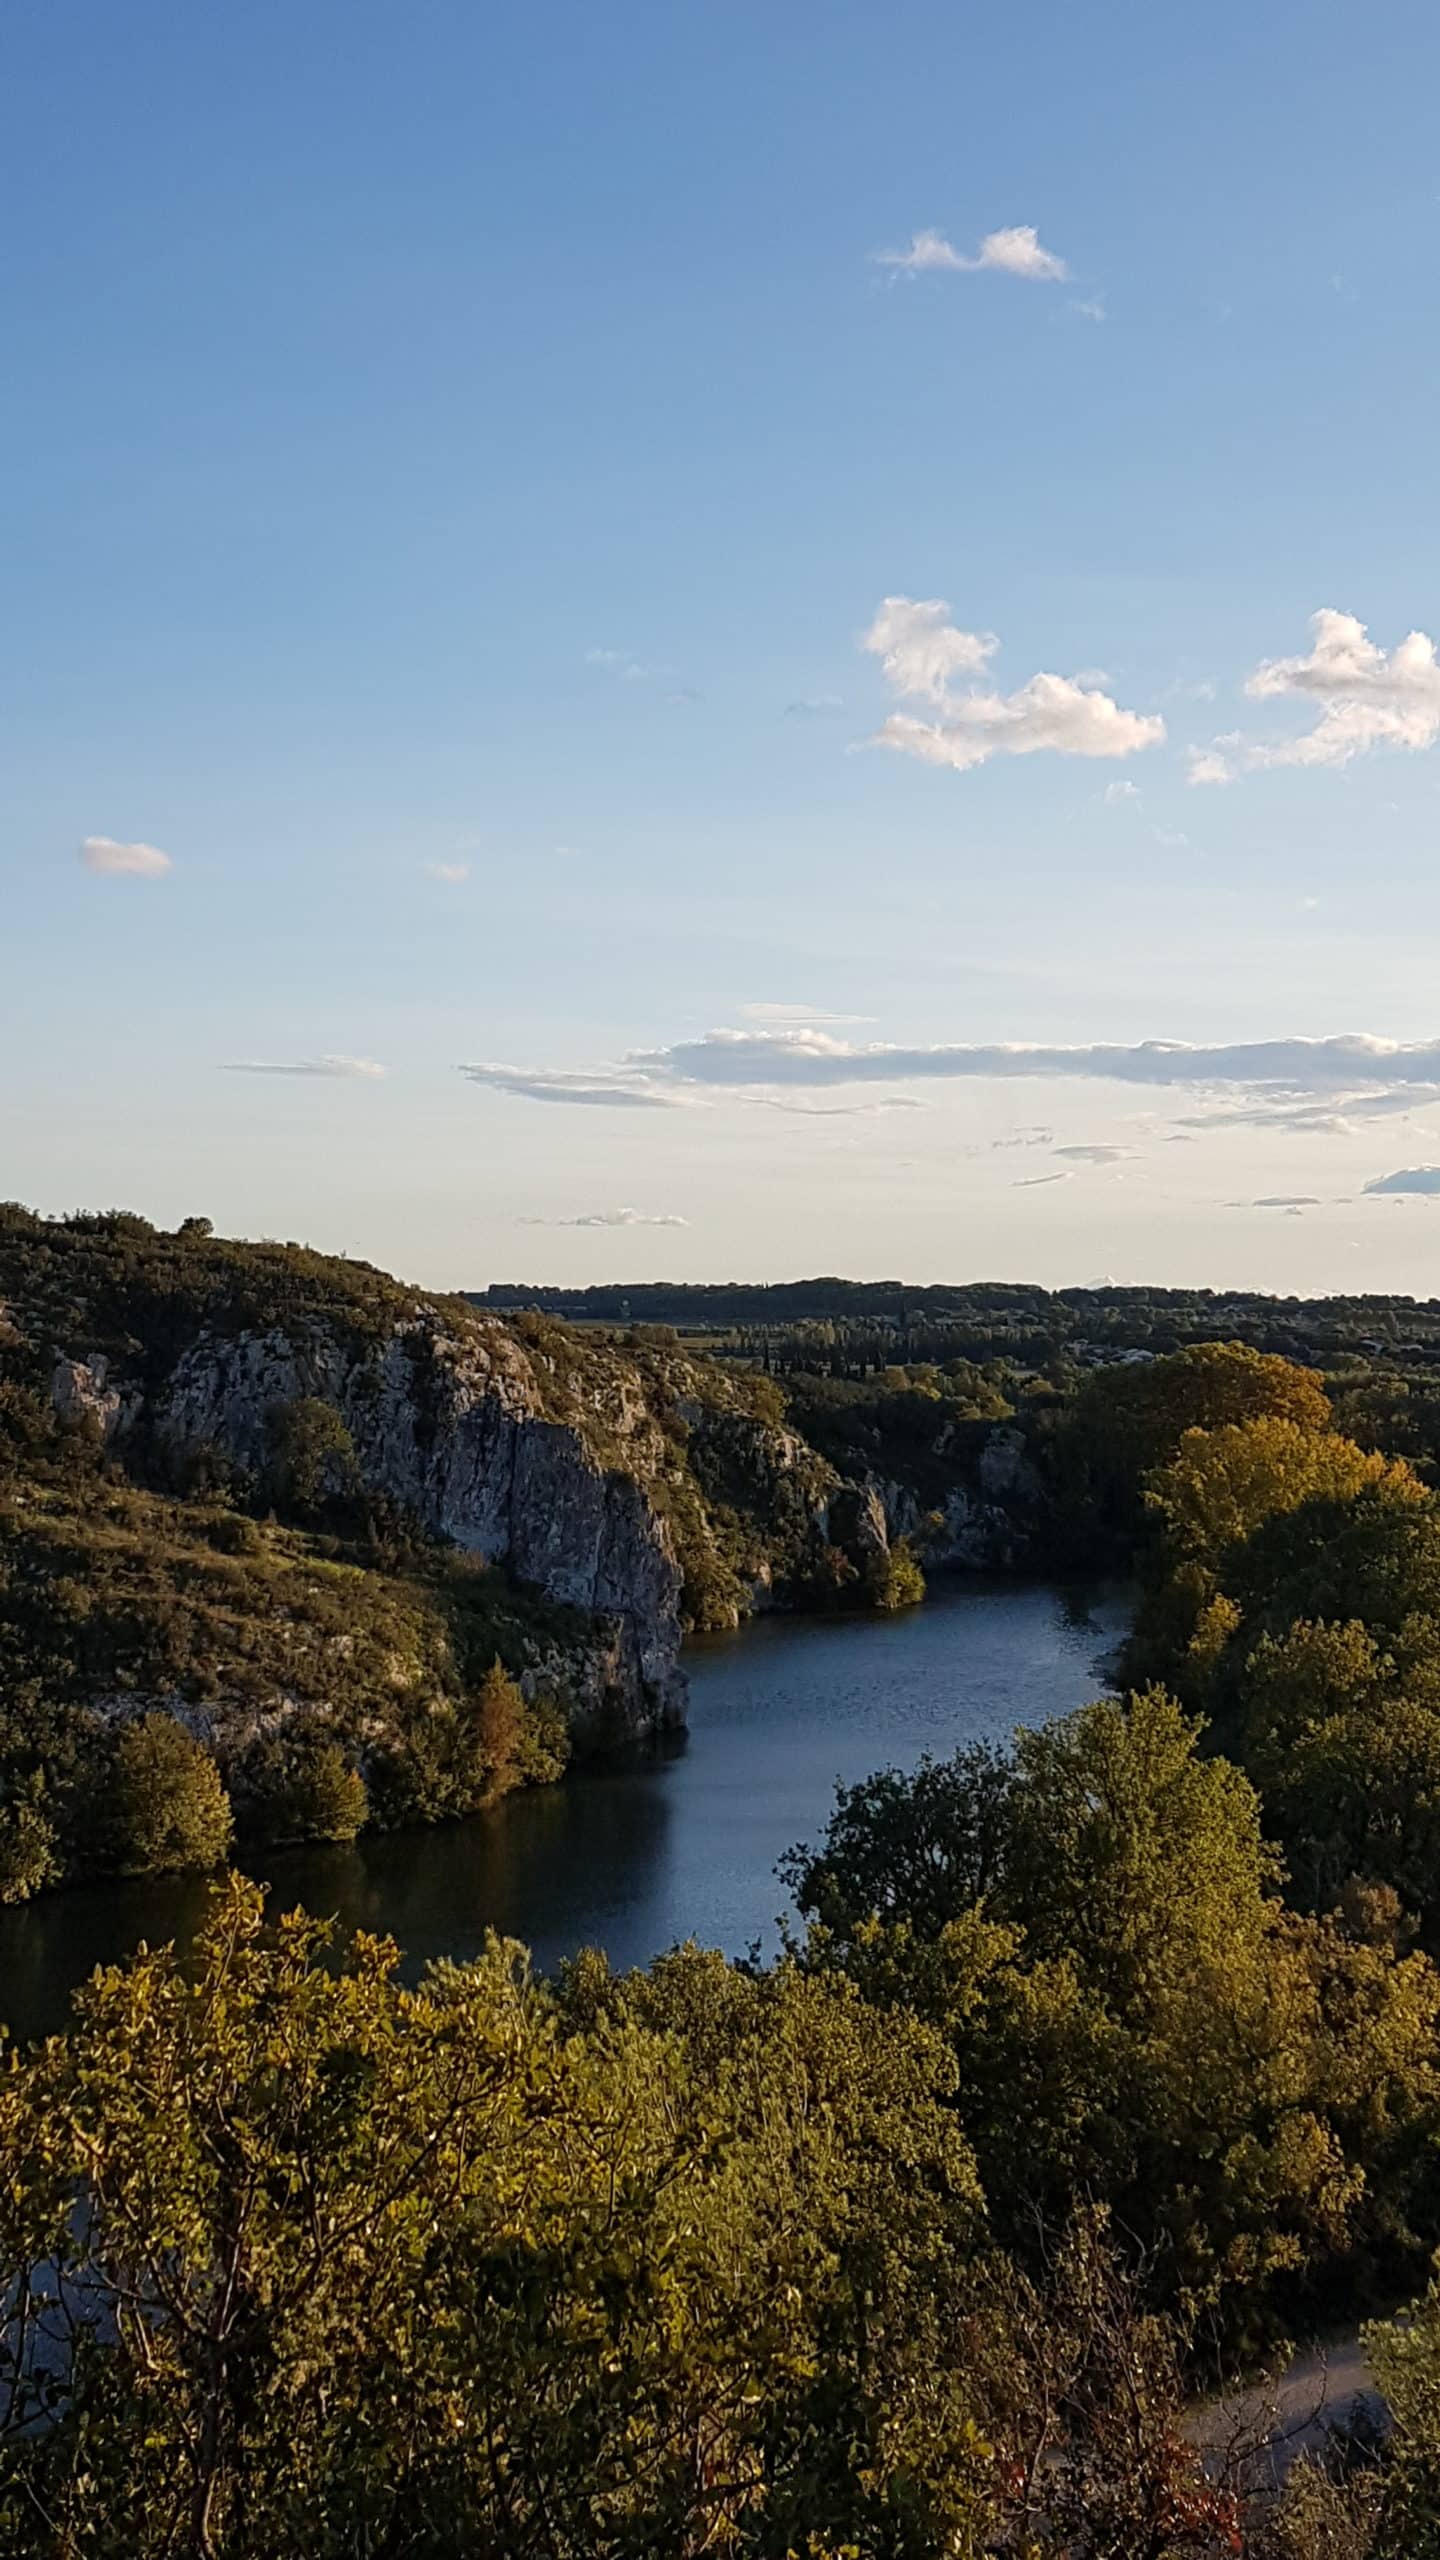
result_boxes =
[107,1713,233,1875]
[1148,1421,1424,1566]
[1055,1342,1334,1555]
[475,1656,526,1795]
[867,1537,926,1611]
[242,1730,368,1844]
[0,1773,60,1902]
[0,1880,995,2559]
[265,1396,359,1521]
[790,1691,1440,2329]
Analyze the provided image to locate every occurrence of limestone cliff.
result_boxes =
[6,1213,1050,1771]
[142,1316,687,1732]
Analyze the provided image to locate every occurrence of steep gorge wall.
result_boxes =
[49,1314,687,1739]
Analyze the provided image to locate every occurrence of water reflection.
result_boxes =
[0,1576,1128,2042]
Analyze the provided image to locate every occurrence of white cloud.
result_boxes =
[862,596,998,703]
[426,861,470,883]
[751,1095,922,1117]
[875,224,1069,282]
[221,1056,385,1079]
[80,836,172,878]
[1244,610,1440,768]
[862,595,1164,775]
[460,1022,1440,1121]
[459,1062,688,1109]
[1174,1087,1430,1136]
[1103,779,1140,805]
[520,1207,689,1229]
[741,1002,875,1027]
[1191,612,1440,781]
[1071,297,1106,322]
[1365,1167,1440,1197]
[1186,744,1238,787]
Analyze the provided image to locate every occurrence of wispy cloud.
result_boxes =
[750,1095,922,1117]
[586,647,664,683]
[221,1056,386,1080]
[425,861,470,883]
[1070,296,1105,322]
[632,1027,1440,1101]
[1174,1089,1430,1136]
[863,596,1164,774]
[1015,1170,1073,1187]
[740,1002,875,1027]
[874,224,1069,282]
[80,836,172,878]
[519,1207,689,1229]
[783,695,845,718]
[1103,779,1140,805]
[587,647,696,700]
[1365,1166,1440,1197]
[1190,611,1440,781]
[459,1063,688,1109]
[1231,1195,1322,1213]
[460,1022,1440,1120]
[1053,1143,1136,1164]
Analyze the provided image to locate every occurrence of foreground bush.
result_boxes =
[0,1880,993,2558]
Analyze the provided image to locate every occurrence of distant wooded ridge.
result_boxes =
[469,1277,1440,1358]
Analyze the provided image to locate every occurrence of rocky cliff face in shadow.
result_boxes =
[140,1317,688,1737]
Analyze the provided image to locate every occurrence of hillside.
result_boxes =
[2,1206,1030,1900]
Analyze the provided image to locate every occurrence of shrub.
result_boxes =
[107,1714,234,1876]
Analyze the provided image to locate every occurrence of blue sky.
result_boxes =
[9,0,1440,1289]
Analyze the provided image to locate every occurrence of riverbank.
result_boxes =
[0,1576,1128,2042]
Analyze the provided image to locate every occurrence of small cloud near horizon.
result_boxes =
[519,1207,689,1229]
[425,861,470,883]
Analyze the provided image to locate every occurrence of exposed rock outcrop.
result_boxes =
[138,1316,687,1738]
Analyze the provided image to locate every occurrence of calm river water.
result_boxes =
[0,1578,1128,2043]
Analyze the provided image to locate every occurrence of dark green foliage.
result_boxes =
[238,1731,369,1843]
[866,1535,927,1609]
[264,1395,359,1521]
[789,1690,1440,2333]
[106,1713,234,1875]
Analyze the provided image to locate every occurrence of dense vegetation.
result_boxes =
[21,1222,1440,2543]
[474,1273,1440,1377]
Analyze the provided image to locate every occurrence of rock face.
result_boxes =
[139,1317,686,1737]
[872,1430,1047,1571]
[51,1352,129,1443]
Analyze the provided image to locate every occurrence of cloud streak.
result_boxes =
[459,1063,688,1109]
[221,1056,386,1080]
[862,596,1164,774]
[631,1027,1440,1099]
[458,1025,1440,1126]
[520,1207,689,1229]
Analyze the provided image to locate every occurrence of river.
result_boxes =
[0,1577,1129,2043]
